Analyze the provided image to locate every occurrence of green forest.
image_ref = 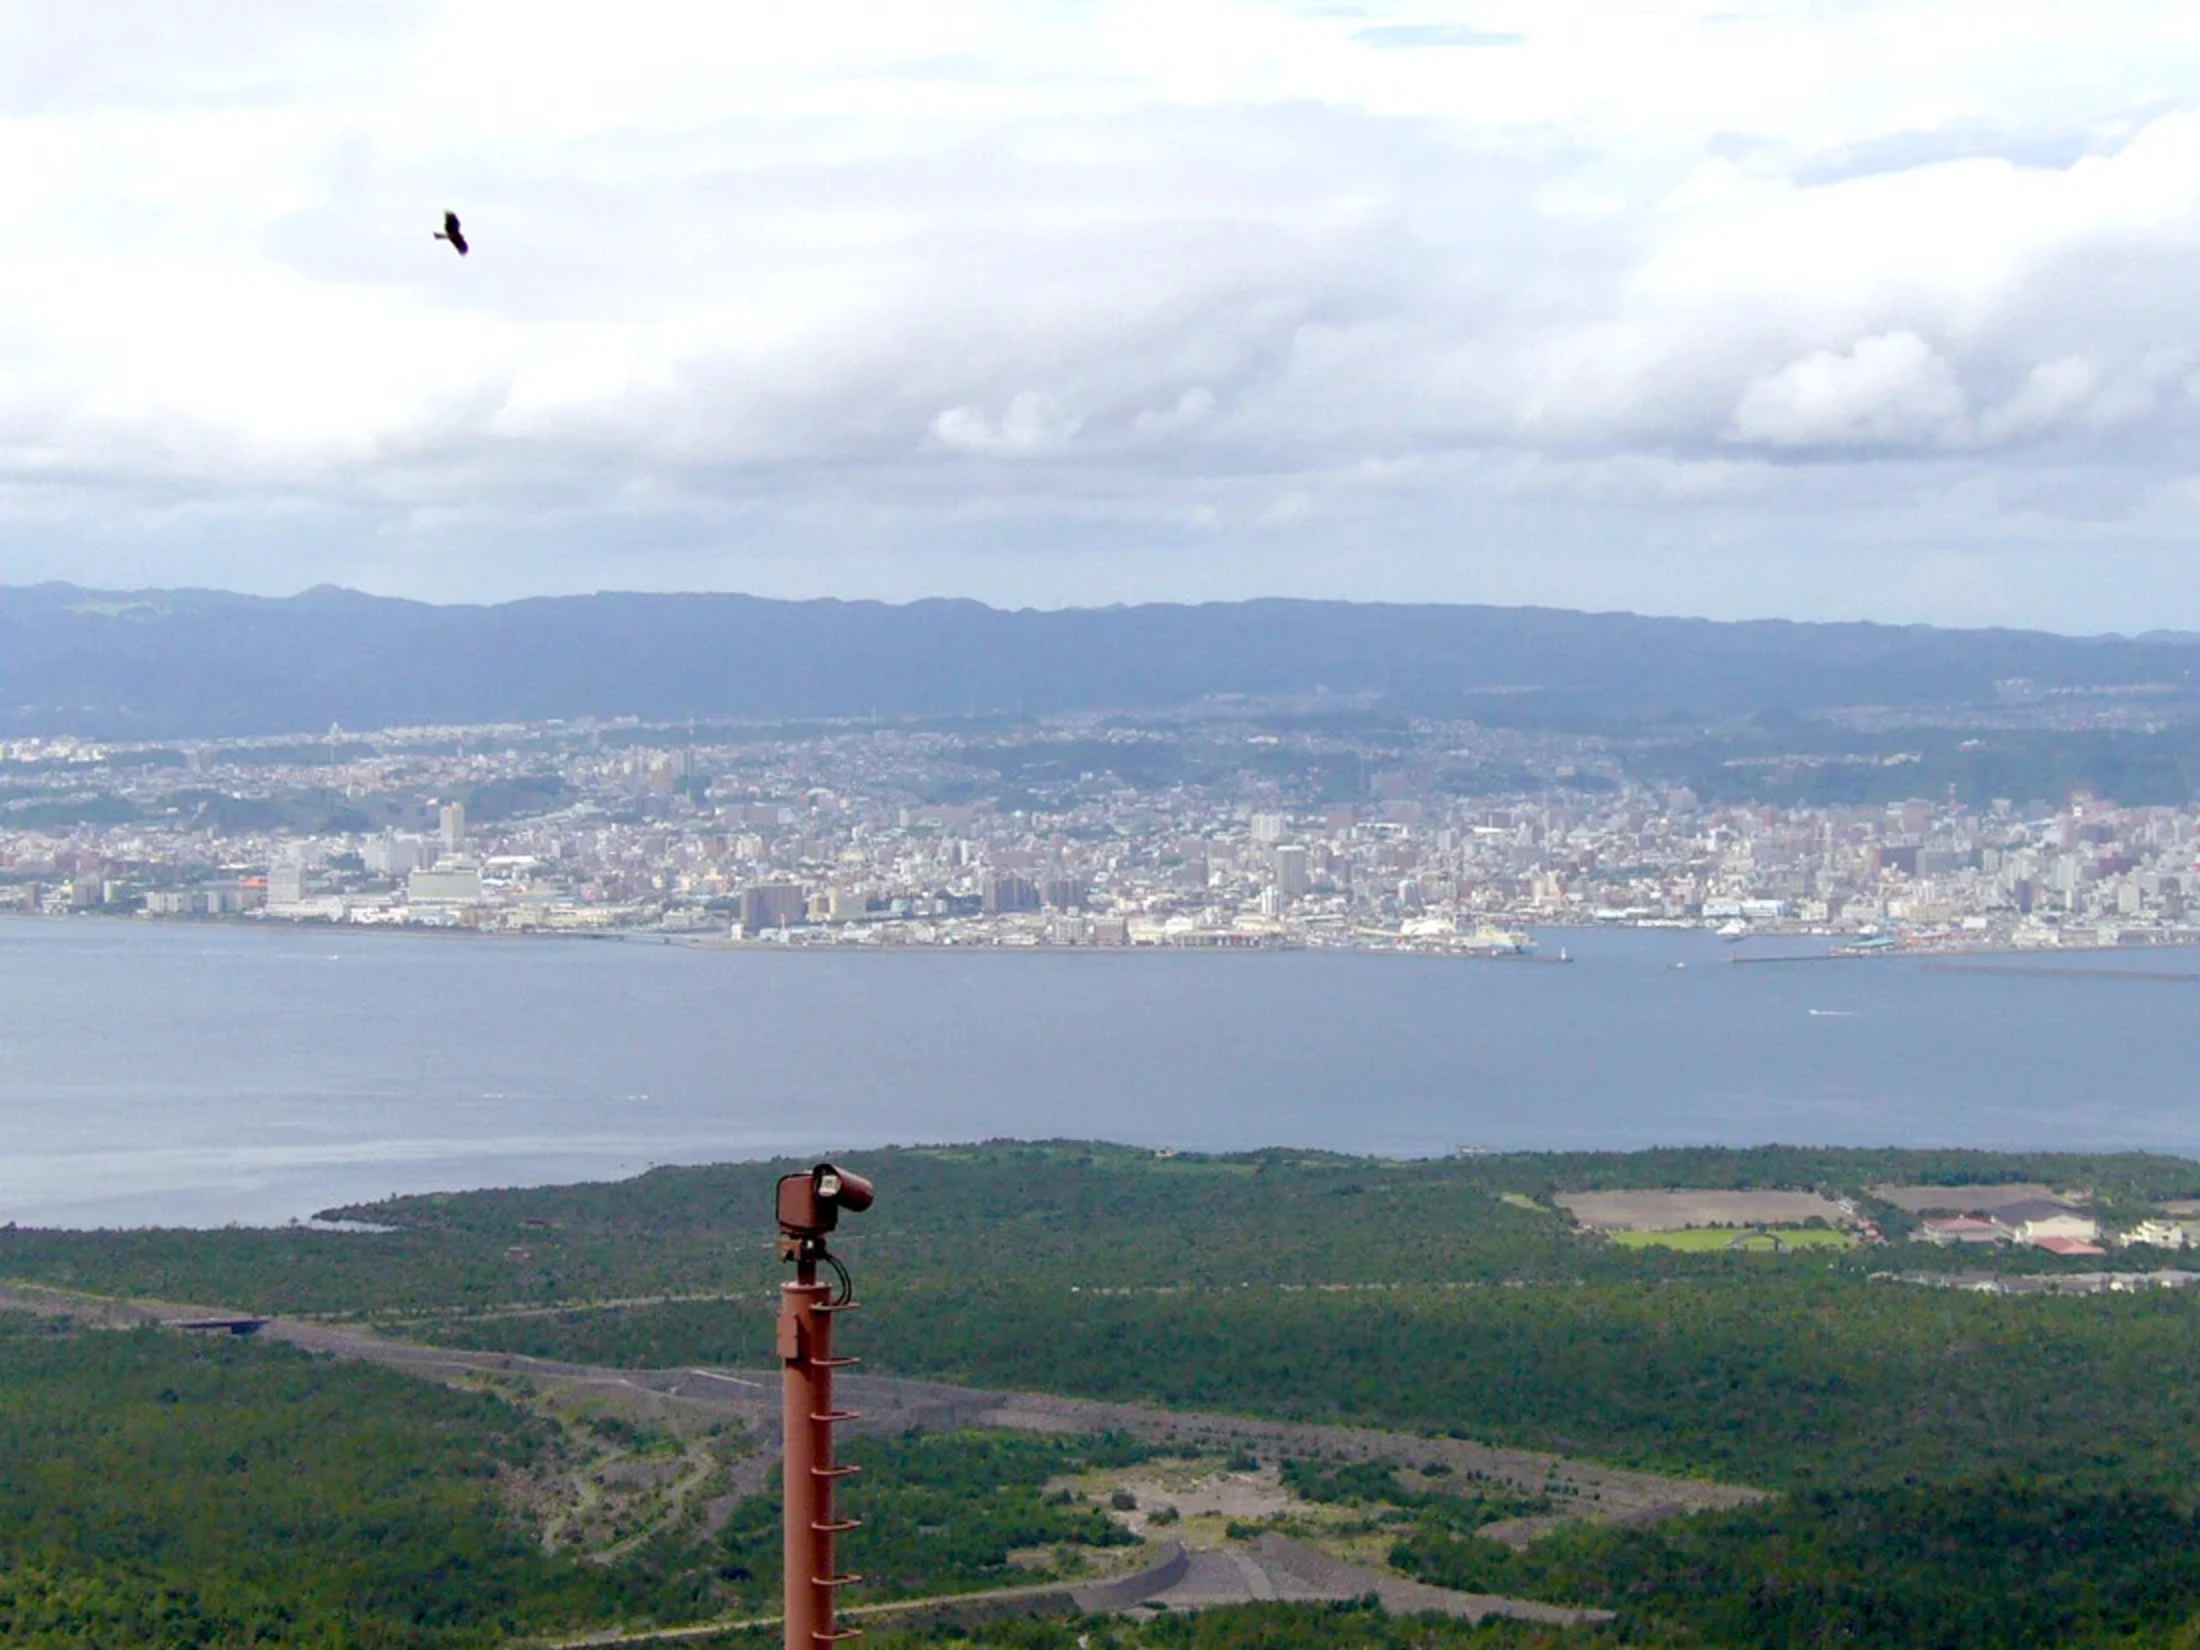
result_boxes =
[1395,1481,2200,1648]
[0,1312,623,1648]
[0,1311,1182,1648]
[715,1431,1151,1607]
[13,1143,2200,1645]
[412,1273,2200,1491]
[6,1140,2191,1313]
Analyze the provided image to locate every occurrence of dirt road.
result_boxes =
[1,1278,1765,1520]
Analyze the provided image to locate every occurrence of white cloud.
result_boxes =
[1975,356,2098,445]
[0,0,2199,626]
[1727,332,1969,450]
[1134,386,1217,436]
[930,392,1084,454]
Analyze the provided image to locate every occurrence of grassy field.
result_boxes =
[1608,1226,1853,1252]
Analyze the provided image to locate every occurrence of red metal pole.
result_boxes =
[781,1254,861,1648]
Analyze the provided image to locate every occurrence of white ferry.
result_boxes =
[1462,925,1538,957]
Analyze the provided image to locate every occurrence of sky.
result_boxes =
[4,2,2200,631]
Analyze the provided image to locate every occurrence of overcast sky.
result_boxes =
[5,2,2200,631]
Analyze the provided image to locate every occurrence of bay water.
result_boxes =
[1,917,2194,1226]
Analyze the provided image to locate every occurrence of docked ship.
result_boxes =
[1831,934,1900,957]
[1462,925,1538,957]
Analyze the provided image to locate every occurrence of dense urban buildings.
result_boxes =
[2,710,2198,955]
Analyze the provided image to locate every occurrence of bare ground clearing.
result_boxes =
[982,1390,1764,1518]
[1870,1182,2074,1213]
[1557,1188,1849,1231]
[1071,1459,1299,1538]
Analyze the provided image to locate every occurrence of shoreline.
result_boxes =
[11,908,2200,969]
[4,909,1570,962]
[16,1135,2200,1237]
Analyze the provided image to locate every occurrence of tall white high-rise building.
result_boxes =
[365,832,427,878]
[439,801,468,854]
[268,857,308,906]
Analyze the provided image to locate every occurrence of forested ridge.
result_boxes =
[2,583,2193,738]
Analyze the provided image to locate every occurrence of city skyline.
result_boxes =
[14,707,2200,959]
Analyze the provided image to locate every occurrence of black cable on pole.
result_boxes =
[818,1246,854,1307]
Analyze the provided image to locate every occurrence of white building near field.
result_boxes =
[1989,1198,2100,1247]
[2118,1219,2192,1251]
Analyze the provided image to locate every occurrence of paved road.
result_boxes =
[539,1533,1616,1648]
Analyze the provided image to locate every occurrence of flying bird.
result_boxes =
[434,211,468,256]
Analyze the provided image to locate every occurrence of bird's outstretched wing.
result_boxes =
[437,211,469,256]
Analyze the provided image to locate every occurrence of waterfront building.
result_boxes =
[982,872,1041,916]
[409,860,484,906]
[740,882,808,934]
[268,858,308,906]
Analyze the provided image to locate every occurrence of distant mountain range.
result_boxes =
[0,583,2193,739]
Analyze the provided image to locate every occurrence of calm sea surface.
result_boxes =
[2,917,2196,1227]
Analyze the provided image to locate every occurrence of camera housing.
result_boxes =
[776,1162,876,1241]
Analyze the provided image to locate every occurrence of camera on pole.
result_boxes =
[776,1163,875,1649]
